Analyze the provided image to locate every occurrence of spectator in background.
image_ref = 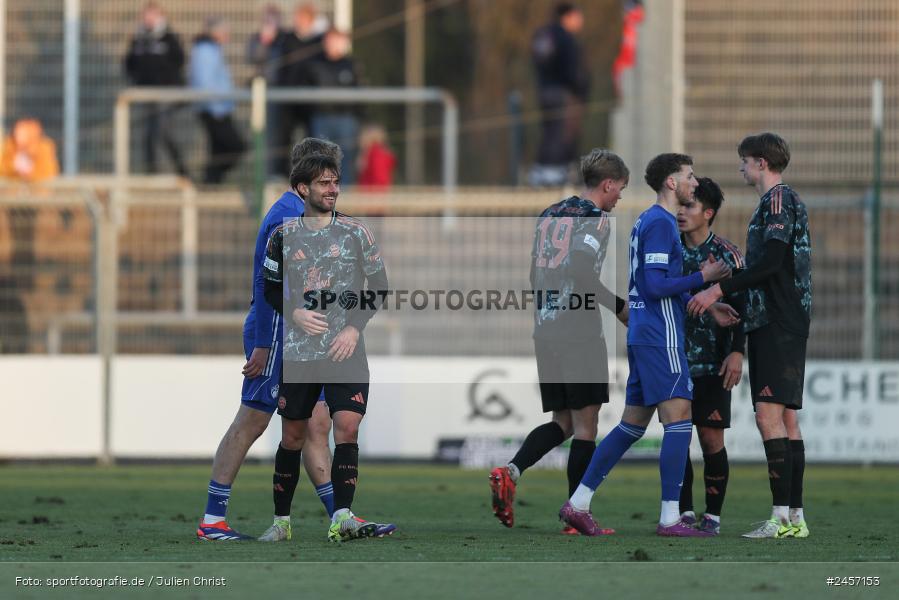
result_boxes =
[124,1,189,178]
[247,4,289,177]
[357,124,396,190]
[529,3,589,187]
[0,117,60,329]
[190,17,246,184]
[274,2,328,177]
[0,118,60,182]
[308,29,359,183]
[248,4,288,83]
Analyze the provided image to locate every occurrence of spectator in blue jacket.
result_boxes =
[190,17,246,184]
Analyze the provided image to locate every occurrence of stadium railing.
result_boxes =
[2,179,895,360]
[114,86,459,194]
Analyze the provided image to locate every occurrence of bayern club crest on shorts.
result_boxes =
[271,384,279,399]
[278,396,287,410]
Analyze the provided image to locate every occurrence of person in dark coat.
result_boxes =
[247,4,290,177]
[273,2,327,177]
[530,3,590,186]
[307,29,359,183]
[124,1,189,177]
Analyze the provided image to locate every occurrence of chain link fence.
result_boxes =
[1,182,896,359]
[5,0,336,178]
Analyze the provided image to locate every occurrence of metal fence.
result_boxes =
[1,180,897,360]
[4,0,335,175]
[684,0,899,189]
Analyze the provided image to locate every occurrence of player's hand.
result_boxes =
[328,326,359,362]
[293,308,328,335]
[719,351,743,391]
[700,254,731,283]
[688,284,723,316]
[616,302,629,326]
[241,346,270,378]
[707,302,740,327]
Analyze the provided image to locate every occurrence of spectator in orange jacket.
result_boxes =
[0,119,60,182]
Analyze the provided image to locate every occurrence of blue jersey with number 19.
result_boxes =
[627,204,687,348]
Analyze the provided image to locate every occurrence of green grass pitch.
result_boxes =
[1,463,896,599]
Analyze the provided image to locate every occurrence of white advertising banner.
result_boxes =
[364,358,899,464]
[1,356,897,462]
[0,356,103,457]
[110,356,282,458]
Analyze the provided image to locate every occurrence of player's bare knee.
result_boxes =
[233,407,269,439]
[754,412,786,440]
[754,411,769,433]
[697,427,724,454]
[658,398,691,425]
[280,419,307,450]
[333,418,360,443]
[243,417,269,441]
[784,410,802,439]
[280,433,305,451]
[552,411,574,438]
[571,416,598,440]
[306,419,331,444]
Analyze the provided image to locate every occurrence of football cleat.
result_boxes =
[196,520,253,541]
[559,501,615,536]
[328,512,378,542]
[354,516,396,538]
[790,520,810,538]
[696,515,720,536]
[656,519,715,537]
[741,518,793,539]
[560,525,580,535]
[258,518,291,542]
[679,511,697,526]
[489,466,516,527]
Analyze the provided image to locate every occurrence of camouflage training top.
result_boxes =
[532,196,612,342]
[262,212,385,361]
[741,184,812,337]
[681,232,747,377]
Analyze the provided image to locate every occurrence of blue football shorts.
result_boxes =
[625,345,694,407]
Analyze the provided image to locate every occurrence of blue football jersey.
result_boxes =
[244,190,305,349]
[627,204,687,348]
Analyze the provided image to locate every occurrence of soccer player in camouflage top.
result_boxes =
[262,153,390,542]
[689,133,812,539]
[676,177,747,535]
[490,149,629,534]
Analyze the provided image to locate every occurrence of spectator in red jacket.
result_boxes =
[357,124,396,190]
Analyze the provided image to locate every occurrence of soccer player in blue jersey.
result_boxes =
[560,153,739,537]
